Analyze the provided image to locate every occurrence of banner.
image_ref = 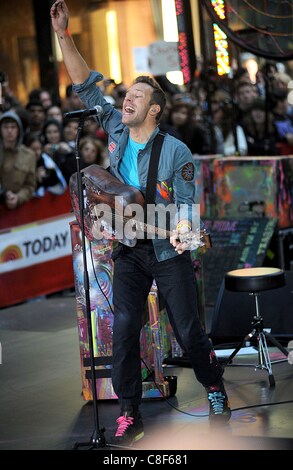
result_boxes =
[0,214,75,274]
[0,214,76,308]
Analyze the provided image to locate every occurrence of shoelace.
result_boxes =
[115,415,134,437]
[208,391,226,414]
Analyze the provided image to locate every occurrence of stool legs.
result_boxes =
[253,294,274,386]
[257,331,275,386]
[224,293,288,387]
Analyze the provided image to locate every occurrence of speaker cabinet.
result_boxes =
[210,271,293,345]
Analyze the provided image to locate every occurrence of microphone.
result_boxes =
[63,105,103,119]
[243,200,265,207]
[239,200,266,214]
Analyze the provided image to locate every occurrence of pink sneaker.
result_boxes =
[112,408,144,446]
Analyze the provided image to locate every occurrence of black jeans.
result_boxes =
[111,241,223,411]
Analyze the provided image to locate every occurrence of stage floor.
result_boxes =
[0,291,292,451]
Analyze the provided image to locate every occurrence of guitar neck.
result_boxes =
[139,221,211,249]
[90,201,211,249]
[136,220,171,239]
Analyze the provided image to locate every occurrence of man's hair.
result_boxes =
[25,99,45,111]
[133,76,166,123]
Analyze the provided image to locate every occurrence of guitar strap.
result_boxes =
[144,131,166,213]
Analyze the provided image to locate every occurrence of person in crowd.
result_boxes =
[0,71,21,112]
[168,99,196,146]
[41,118,76,183]
[269,89,293,154]
[24,99,47,141]
[241,97,278,156]
[79,135,108,170]
[211,90,248,156]
[234,82,259,126]
[112,82,127,111]
[190,103,216,155]
[260,61,278,92]
[167,98,211,155]
[41,118,71,156]
[156,94,180,138]
[80,116,101,139]
[271,71,292,95]
[0,110,36,209]
[28,87,54,111]
[63,118,79,149]
[62,84,84,113]
[255,69,266,98]
[25,135,67,197]
[271,72,293,116]
[50,0,231,447]
[232,67,252,88]
[46,104,64,123]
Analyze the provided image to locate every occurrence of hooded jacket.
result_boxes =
[0,110,36,207]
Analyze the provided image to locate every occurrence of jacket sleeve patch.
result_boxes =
[181,162,194,181]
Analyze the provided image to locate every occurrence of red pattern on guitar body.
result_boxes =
[69,164,144,243]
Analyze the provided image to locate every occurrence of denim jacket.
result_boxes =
[73,71,200,261]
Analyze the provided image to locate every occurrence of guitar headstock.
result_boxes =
[179,229,212,252]
[200,230,212,249]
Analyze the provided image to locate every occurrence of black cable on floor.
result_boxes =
[231,400,293,413]
[89,244,293,417]
[141,358,293,418]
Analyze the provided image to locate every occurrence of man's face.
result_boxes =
[63,120,78,141]
[28,105,45,125]
[0,120,18,145]
[171,105,190,127]
[237,85,257,108]
[122,82,153,127]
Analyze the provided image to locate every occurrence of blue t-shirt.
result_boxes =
[119,137,146,188]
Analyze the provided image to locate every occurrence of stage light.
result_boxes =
[161,0,183,85]
[106,10,122,84]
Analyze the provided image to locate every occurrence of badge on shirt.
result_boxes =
[108,141,116,153]
[181,162,194,181]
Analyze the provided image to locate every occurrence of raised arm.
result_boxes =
[50,0,90,85]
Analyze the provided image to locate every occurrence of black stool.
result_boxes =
[223,267,289,387]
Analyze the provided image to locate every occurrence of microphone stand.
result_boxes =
[69,111,138,451]
[71,111,106,450]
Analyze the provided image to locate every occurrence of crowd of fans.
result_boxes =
[0,60,292,210]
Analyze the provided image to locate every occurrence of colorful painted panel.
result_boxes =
[70,222,171,400]
[213,157,293,228]
[193,155,216,218]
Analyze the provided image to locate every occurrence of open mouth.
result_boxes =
[124,106,135,114]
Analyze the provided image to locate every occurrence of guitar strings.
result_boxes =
[92,205,205,246]
[92,205,170,239]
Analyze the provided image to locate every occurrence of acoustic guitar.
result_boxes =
[69,164,211,251]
